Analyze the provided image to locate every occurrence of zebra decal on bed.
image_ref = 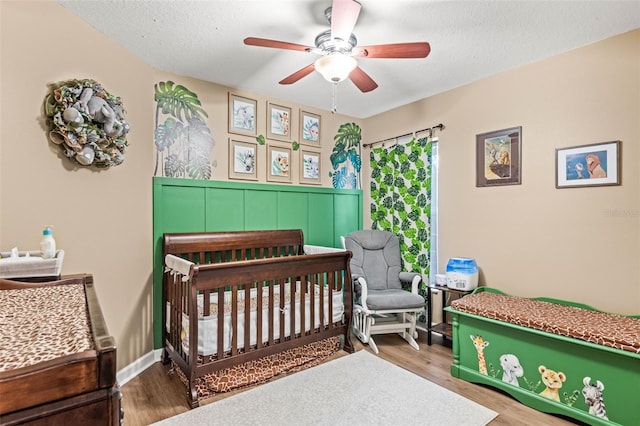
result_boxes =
[582,377,608,420]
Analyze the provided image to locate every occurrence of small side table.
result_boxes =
[426,284,473,345]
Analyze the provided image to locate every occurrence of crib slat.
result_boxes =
[188,280,199,373]
[216,288,224,360]
[173,272,180,356]
[279,278,286,343]
[270,281,276,346]
[175,273,182,354]
[291,276,307,339]
[202,289,210,317]
[169,273,178,353]
[244,283,251,351]
[327,271,335,330]
[318,273,324,330]
[289,278,296,340]
[230,285,238,356]
[256,281,263,349]
[309,274,316,334]
[165,272,172,346]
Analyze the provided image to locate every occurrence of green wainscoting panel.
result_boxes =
[152,177,362,348]
[244,190,278,230]
[159,185,206,232]
[308,193,334,247]
[277,192,308,232]
[205,188,244,231]
[334,193,362,246]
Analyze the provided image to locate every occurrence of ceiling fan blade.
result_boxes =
[330,0,361,42]
[353,42,431,59]
[244,37,312,52]
[349,66,378,93]
[279,64,316,85]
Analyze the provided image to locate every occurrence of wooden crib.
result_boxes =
[162,230,354,407]
[447,287,640,426]
[0,274,121,425]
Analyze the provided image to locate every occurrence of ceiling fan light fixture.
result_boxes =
[314,54,357,83]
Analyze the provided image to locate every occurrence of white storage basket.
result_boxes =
[0,250,64,279]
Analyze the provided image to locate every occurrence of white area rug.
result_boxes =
[153,350,498,426]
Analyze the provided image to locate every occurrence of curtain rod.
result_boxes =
[362,132,412,149]
[363,123,445,148]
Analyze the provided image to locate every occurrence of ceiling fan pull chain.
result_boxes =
[331,82,338,113]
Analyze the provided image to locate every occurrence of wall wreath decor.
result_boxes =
[44,79,130,168]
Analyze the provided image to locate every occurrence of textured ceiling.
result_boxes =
[58,0,640,118]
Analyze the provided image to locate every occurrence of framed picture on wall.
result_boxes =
[556,140,621,188]
[267,102,291,141]
[228,139,258,181]
[300,149,321,185]
[228,93,257,136]
[300,110,321,145]
[476,126,522,187]
[267,144,292,183]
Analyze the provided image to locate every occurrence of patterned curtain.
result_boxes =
[370,136,433,280]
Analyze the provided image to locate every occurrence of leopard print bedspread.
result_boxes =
[450,291,640,354]
[172,336,341,401]
[0,284,93,372]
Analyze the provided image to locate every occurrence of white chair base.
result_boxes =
[353,307,421,354]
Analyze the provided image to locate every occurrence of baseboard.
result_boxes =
[117,348,163,386]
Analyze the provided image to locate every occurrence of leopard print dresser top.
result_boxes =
[451,291,640,354]
[0,284,93,372]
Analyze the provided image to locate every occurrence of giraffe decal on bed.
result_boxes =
[470,334,489,375]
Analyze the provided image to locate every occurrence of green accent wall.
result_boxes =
[152,177,363,348]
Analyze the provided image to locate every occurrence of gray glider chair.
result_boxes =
[344,229,425,354]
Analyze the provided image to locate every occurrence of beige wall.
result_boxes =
[364,30,640,314]
[0,1,360,370]
[1,0,156,370]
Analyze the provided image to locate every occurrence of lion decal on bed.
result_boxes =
[538,365,566,401]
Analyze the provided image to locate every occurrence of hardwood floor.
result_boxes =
[121,331,584,426]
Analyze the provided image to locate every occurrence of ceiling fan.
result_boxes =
[243,0,431,94]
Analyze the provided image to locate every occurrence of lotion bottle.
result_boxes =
[40,226,56,259]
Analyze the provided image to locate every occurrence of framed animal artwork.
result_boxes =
[266,144,292,183]
[300,110,321,146]
[556,140,621,188]
[229,93,257,137]
[228,139,258,181]
[476,126,522,187]
[300,149,321,185]
[267,102,291,142]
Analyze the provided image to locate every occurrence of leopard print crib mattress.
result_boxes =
[0,283,94,372]
[450,290,640,354]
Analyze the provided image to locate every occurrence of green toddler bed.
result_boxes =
[447,287,640,426]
